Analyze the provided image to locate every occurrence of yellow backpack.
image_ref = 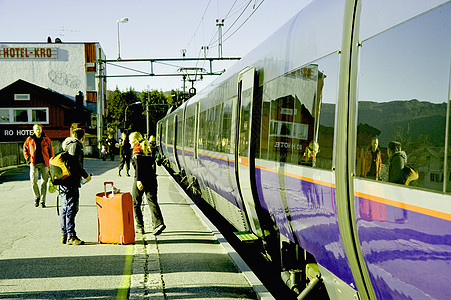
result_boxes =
[49,151,72,184]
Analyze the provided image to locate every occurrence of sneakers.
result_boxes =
[35,197,40,207]
[67,236,84,245]
[152,224,166,235]
[40,203,46,208]
[62,235,67,244]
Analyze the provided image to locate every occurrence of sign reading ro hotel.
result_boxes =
[0,47,58,59]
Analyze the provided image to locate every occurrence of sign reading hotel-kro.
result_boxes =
[0,47,58,59]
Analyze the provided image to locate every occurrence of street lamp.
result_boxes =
[117,17,129,60]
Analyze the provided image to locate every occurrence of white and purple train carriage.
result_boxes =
[157,0,451,299]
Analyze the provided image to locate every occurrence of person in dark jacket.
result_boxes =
[105,134,117,161]
[59,128,91,245]
[129,131,165,235]
[23,124,54,208]
[118,132,131,176]
[387,141,407,184]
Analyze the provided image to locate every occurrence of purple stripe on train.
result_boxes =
[356,196,451,300]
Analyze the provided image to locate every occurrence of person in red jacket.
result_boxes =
[23,124,54,208]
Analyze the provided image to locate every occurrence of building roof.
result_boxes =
[0,79,83,111]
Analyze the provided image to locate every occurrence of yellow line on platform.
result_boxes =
[116,244,134,299]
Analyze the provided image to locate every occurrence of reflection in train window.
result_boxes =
[356,3,451,192]
[221,99,233,154]
[258,54,339,170]
[185,115,195,148]
[239,89,252,157]
[176,117,183,147]
[198,110,207,150]
[167,118,174,146]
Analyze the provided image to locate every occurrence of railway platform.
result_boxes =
[0,157,271,299]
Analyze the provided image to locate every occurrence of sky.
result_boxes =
[0,0,312,93]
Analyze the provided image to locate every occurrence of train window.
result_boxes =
[167,118,174,146]
[203,105,222,151]
[238,88,252,157]
[198,110,207,150]
[214,104,222,151]
[356,3,451,192]
[221,99,233,154]
[260,54,339,169]
[176,117,183,147]
[185,115,194,148]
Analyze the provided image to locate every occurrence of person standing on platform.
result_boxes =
[361,137,382,180]
[59,128,91,245]
[387,141,407,184]
[105,134,116,161]
[23,123,54,208]
[129,131,165,235]
[118,132,131,176]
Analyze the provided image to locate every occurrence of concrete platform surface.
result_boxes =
[0,157,271,299]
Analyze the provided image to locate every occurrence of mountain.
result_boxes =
[319,99,447,148]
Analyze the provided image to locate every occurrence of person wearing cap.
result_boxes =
[23,124,54,208]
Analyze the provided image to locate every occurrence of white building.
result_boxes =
[0,42,107,141]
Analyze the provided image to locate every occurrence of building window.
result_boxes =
[86,72,96,91]
[0,109,10,123]
[14,94,30,101]
[14,109,28,122]
[32,109,47,122]
[0,108,48,124]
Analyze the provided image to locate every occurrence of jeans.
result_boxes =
[118,155,130,174]
[30,163,49,204]
[132,178,163,230]
[59,185,80,237]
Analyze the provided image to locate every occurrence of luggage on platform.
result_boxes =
[96,182,135,244]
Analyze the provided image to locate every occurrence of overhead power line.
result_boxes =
[222,0,265,43]
[186,0,213,51]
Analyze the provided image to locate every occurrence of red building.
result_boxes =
[0,79,91,143]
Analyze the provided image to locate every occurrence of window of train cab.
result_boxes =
[198,104,222,152]
[355,2,451,193]
[258,54,339,170]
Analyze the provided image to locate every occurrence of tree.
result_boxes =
[106,87,140,132]
[140,90,171,136]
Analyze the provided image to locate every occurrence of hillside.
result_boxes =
[320,99,447,147]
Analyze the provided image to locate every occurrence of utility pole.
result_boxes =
[216,19,224,58]
[201,46,209,59]
[146,91,150,137]
[97,48,104,154]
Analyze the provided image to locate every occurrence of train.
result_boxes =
[156,0,451,299]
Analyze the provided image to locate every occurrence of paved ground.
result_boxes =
[0,157,270,299]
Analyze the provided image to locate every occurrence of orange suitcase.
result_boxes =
[96,182,135,244]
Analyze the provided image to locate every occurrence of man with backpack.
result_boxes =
[59,128,91,245]
[23,124,54,208]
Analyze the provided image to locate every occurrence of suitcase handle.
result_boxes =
[104,181,114,198]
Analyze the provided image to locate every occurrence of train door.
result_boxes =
[235,66,262,236]
[174,114,183,174]
[349,2,451,300]
[194,101,199,160]
[157,121,162,151]
[176,106,187,175]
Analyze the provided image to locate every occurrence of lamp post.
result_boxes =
[117,17,129,60]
